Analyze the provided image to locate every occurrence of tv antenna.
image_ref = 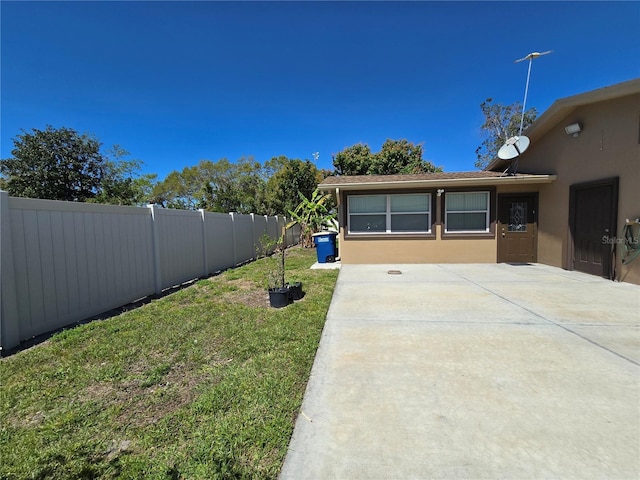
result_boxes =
[515,50,552,135]
[498,50,552,164]
[312,151,319,162]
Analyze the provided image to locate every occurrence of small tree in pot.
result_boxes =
[258,231,289,308]
[259,227,304,308]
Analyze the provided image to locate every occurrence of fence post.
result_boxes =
[199,209,208,277]
[0,191,20,351]
[148,204,163,295]
[229,212,237,267]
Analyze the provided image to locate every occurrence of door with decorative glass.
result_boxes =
[497,194,538,263]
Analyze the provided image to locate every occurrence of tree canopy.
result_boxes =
[332,139,442,175]
[264,157,321,216]
[150,155,322,216]
[475,98,537,170]
[3,126,451,216]
[1,126,150,205]
[2,126,107,202]
[150,158,266,213]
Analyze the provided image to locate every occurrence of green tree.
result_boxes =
[264,157,319,215]
[152,158,266,213]
[1,126,107,201]
[92,145,157,206]
[371,139,441,174]
[0,126,154,205]
[150,164,210,210]
[332,143,373,176]
[332,139,441,175]
[203,157,266,213]
[475,98,537,170]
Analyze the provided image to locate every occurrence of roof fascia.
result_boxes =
[318,174,556,192]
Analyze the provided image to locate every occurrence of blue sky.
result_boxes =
[2,1,639,179]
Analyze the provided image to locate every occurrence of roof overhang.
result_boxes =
[319,174,556,192]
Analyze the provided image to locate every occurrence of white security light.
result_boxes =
[565,123,582,137]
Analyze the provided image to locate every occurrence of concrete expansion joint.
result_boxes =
[437,265,640,367]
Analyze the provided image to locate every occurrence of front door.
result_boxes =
[497,194,537,263]
[570,178,618,278]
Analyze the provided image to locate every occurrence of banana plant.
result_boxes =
[287,188,336,248]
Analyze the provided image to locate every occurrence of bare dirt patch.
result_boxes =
[221,279,270,308]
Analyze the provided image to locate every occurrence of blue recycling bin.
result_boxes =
[313,231,338,263]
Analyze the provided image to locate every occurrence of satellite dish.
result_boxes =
[498,135,530,160]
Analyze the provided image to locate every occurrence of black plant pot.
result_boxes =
[286,282,304,301]
[268,287,291,308]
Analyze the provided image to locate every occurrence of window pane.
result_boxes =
[349,214,386,232]
[447,192,488,211]
[447,212,487,231]
[391,214,429,232]
[508,201,528,232]
[390,194,429,212]
[349,195,386,213]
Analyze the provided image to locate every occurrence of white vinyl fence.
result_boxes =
[0,191,300,351]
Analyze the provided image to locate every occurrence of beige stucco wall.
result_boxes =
[338,224,498,264]
[338,184,540,264]
[517,92,640,284]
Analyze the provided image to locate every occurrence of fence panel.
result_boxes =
[0,194,292,351]
[287,221,301,247]
[3,197,155,344]
[203,212,235,273]
[153,207,206,290]
[232,214,255,264]
[266,216,279,252]
[0,192,19,349]
[283,217,293,246]
[252,214,268,257]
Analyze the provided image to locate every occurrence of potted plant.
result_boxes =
[286,280,304,300]
[259,229,301,308]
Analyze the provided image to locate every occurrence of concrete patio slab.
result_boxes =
[280,263,640,480]
[311,261,342,270]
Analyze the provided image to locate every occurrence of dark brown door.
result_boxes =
[570,179,617,278]
[498,194,537,263]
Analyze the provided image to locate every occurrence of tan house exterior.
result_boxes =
[319,78,640,285]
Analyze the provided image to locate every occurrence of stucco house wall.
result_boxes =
[326,174,553,264]
[504,86,640,284]
[336,224,499,264]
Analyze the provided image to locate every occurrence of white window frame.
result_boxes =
[444,191,490,233]
[347,193,431,234]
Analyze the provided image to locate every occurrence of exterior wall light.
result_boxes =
[437,189,445,197]
[565,123,582,137]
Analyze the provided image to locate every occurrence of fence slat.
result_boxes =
[0,192,20,350]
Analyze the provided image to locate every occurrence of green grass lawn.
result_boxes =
[0,247,338,480]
